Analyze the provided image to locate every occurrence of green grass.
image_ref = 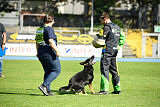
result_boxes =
[0,60,160,107]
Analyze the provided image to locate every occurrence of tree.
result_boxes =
[122,0,160,28]
[74,0,119,27]
[0,1,16,12]
[75,0,160,28]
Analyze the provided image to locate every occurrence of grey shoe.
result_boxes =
[47,91,55,96]
[38,84,49,96]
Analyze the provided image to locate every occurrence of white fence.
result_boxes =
[5,44,123,58]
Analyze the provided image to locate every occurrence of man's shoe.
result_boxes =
[111,91,121,94]
[47,91,55,96]
[96,91,108,95]
[0,74,4,77]
[38,84,49,96]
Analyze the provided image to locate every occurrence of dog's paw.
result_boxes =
[79,93,88,95]
[75,92,88,95]
[92,91,95,94]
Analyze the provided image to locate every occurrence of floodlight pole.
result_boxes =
[90,0,94,34]
[18,0,22,32]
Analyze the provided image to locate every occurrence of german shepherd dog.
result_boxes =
[59,55,96,95]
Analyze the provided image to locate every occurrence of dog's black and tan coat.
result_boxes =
[59,55,96,95]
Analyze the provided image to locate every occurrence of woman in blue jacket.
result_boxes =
[36,15,61,96]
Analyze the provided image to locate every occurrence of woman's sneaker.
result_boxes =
[38,84,49,96]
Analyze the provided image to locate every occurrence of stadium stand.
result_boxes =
[126,29,158,58]
[125,29,142,58]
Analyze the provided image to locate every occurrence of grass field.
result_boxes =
[0,59,160,107]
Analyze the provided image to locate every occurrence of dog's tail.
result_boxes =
[59,84,72,91]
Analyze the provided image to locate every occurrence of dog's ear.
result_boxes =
[80,62,84,65]
[80,62,88,66]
